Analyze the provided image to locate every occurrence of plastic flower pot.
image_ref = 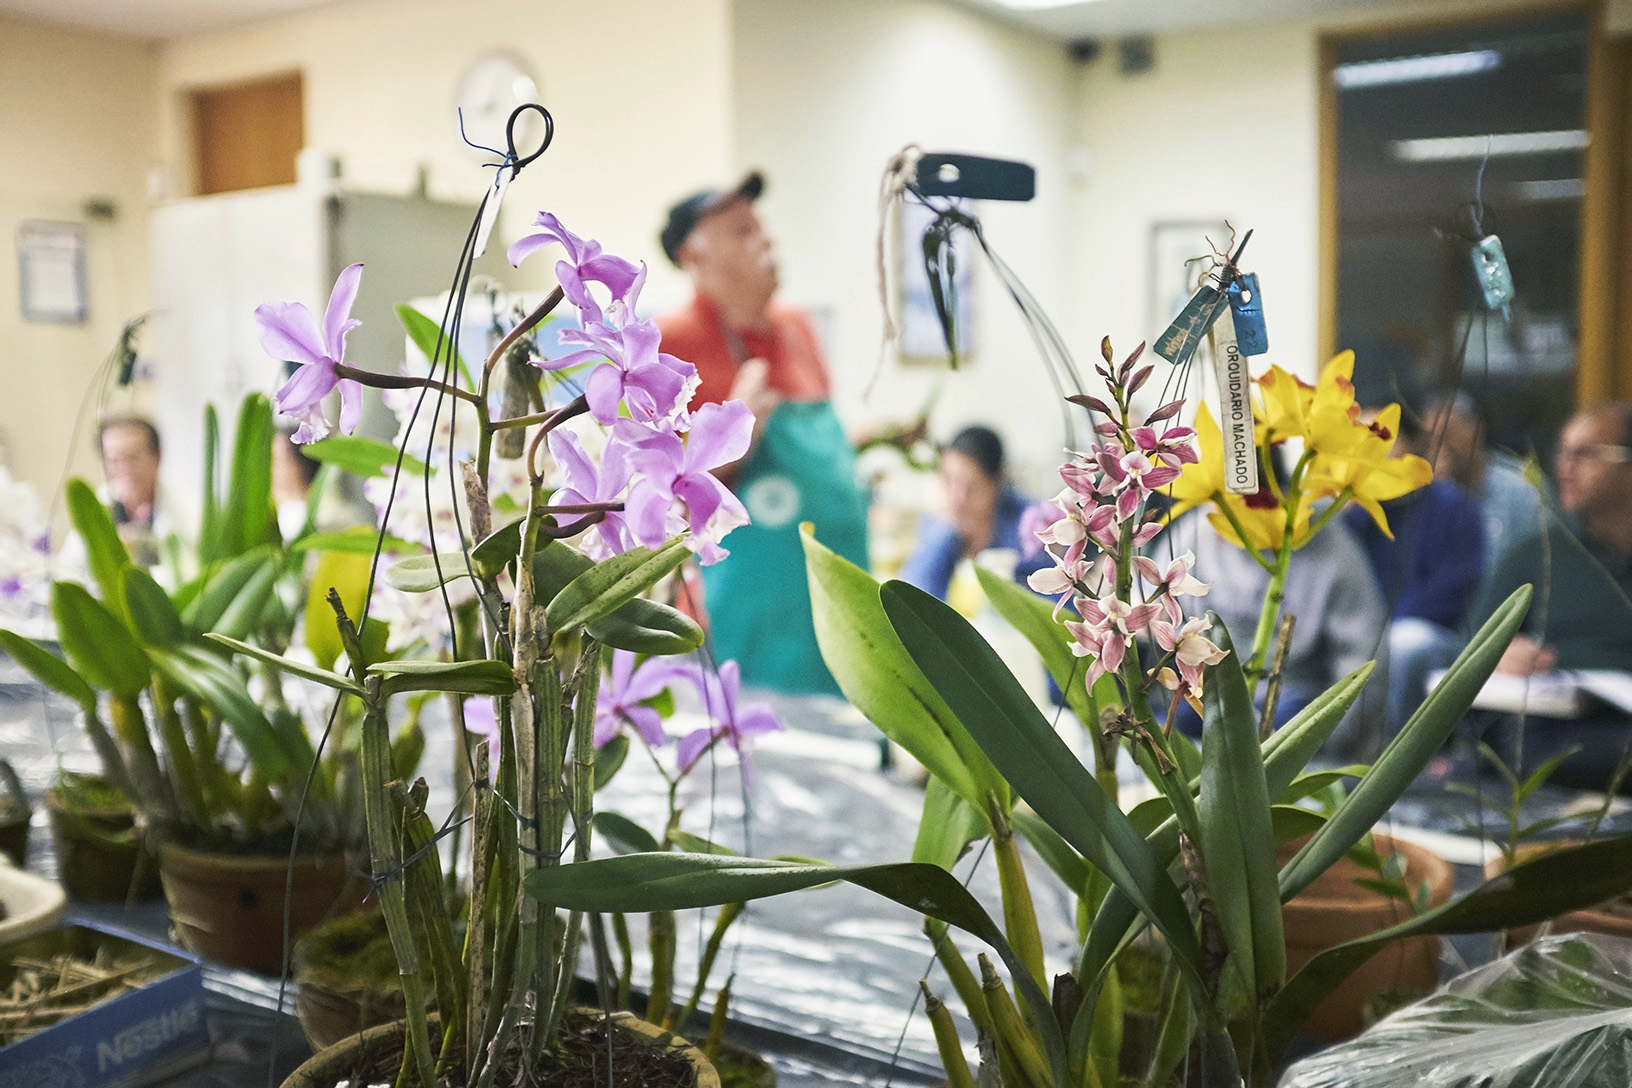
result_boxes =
[45,784,163,903]
[280,1009,721,1088]
[156,841,368,975]
[1279,831,1454,1040]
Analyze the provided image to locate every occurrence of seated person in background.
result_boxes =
[897,425,1044,607]
[94,417,174,569]
[1466,402,1632,790]
[1423,392,1546,585]
[1158,506,1388,760]
[1343,408,1486,735]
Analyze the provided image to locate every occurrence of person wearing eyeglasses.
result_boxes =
[1466,402,1632,788]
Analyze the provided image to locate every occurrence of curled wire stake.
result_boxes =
[506,103,554,174]
[456,107,510,163]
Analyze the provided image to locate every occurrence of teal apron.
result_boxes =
[701,400,870,695]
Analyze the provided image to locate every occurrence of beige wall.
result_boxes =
[733,0,1078,493]
[0,15,159,505]
[157,0,735,313]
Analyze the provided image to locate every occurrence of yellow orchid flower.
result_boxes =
[1167,402,1293,552]
[1302,403,1433,539]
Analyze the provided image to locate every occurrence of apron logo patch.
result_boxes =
[744,475,801,528]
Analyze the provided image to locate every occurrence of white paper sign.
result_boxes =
[1211,305,1259,495]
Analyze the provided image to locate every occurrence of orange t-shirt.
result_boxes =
[655,293,830,409]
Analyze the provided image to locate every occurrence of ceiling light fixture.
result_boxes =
[1391,129,1589,162]
[988,0,1108,9]
[1511,178,1585,201]
[1334,50,1501,89]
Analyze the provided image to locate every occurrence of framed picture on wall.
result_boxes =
[898,198,975,362]
[1147,220,1229,338]
[17,221,88,324]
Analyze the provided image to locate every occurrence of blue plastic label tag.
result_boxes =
[1227,273,1268,357]
[1470,235,1515,311]
[1155,281,1230,368]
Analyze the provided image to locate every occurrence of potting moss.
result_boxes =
[293,910,403,994]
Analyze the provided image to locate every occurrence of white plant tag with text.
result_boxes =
[1211,305,1259,495]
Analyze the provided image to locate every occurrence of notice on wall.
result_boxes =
[17,221,88,324]
[1211,305,1258,495]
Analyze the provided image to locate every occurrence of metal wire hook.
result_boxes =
[507,102,554,174]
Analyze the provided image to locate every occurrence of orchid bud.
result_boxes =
[1126,364,1154,396]
[1100,336,1114,364]
[1146,399,1184,424]
[1067,393,1117,417]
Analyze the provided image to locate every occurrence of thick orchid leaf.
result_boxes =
[1278,585,1530,903]
[208,556,279,641]
[1278,766,1368,806]
[200,403,222,562]
[306,549,371,670]
[149,643,305,781]
[593,811,660,854]
[0,630,97,712]
[64,478,131,623]
[912,775,987,870]
[524,852,1066,1083]
[369,659,516,697]
[670,830,737,856]
[302,433,427,479]
[121,566,185,649]
[974,566,1096,725]
[879,579,1203,981]
[293,529,425,555]
[1197,617,1283,1005]
[802,530,1001,821]
[397,302,474,388]
[1011,807,1090,896]
[1262,832,1632,1065]
[182,549,276,634]
[530,538,704,654]
[471,520,522,579]
[205,634,365,697]
[219,393,276,558]
[543,539,690,637]
[1260,663,1376,783]
[52,582,148,696]
[385,554,471,593]
[593,734,629,791]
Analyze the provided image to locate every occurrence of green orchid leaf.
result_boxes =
[305,549,372,670]
[1260,663,1376,785]
[471,520,522,579]
[669,830,737,856]
[149,643,306,782]
[1269,805,1327,843]
[369,658,516,697]
[209,554,280,641]
[543,539,691,636]
[384,554,472,593]
[524,852,1066,1084]
[593,733,629,791]
[1278,585,1530,903]
[181,548,276,634]
[802,530,997,820]
[974,565,1096,724]
[302,433,427,479]
[397,303,474,388]
[121,566,185,649]
[204,634,365,697]
[200,403,222,562]
[878,579,1203,982]
[219,393,276,558]
[293,529,425,555]
[1196,616,1284,1005]
[912,776,987,871]
[52,581,149,696]
[593,811,661,855]
[0,630,97,712]
[1262,831,1632,1065]
[1012,807,1091,896]
[64,478,131,623]
[531,538,705,654]
[1277,766,1368,806]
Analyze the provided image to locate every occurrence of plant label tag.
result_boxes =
[1211,305,1259,495]
[473,167,512,259]
[1470,234,1515,311]
[1227,273,1268,357]
[1155,281,1230,368]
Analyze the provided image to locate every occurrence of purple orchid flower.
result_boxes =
[675,660,782,776]
[592,650,691,748]
[619,401,753,563]
[553,317,697,426]
[463,696,501,752]
[548,428,634,557]
[255,263,365,444]
[507,212,641,327]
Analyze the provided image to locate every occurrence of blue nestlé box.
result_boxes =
[0,922,209,1088]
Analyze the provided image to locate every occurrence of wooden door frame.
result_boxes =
[1316,2,1626,405]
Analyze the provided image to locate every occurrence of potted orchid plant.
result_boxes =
[210,184,771,1087]
[525,321,1632,1087]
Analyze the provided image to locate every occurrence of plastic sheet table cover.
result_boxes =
[1280,932,1632,1088]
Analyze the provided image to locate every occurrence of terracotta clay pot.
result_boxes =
[280,1010,721,1088]
[1483,840,1632,945]
[1279,831,1454,1040]
[45,787,163,902]
[156,841,368,974]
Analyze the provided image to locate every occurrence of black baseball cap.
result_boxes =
[660,171,765,266]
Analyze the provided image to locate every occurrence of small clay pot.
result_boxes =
[45,787,163,902]
[157,841,368,975]
[1279,831,1454,1040]
[281,1010,722,1088]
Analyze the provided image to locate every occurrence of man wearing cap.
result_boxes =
[657,173,869,696]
